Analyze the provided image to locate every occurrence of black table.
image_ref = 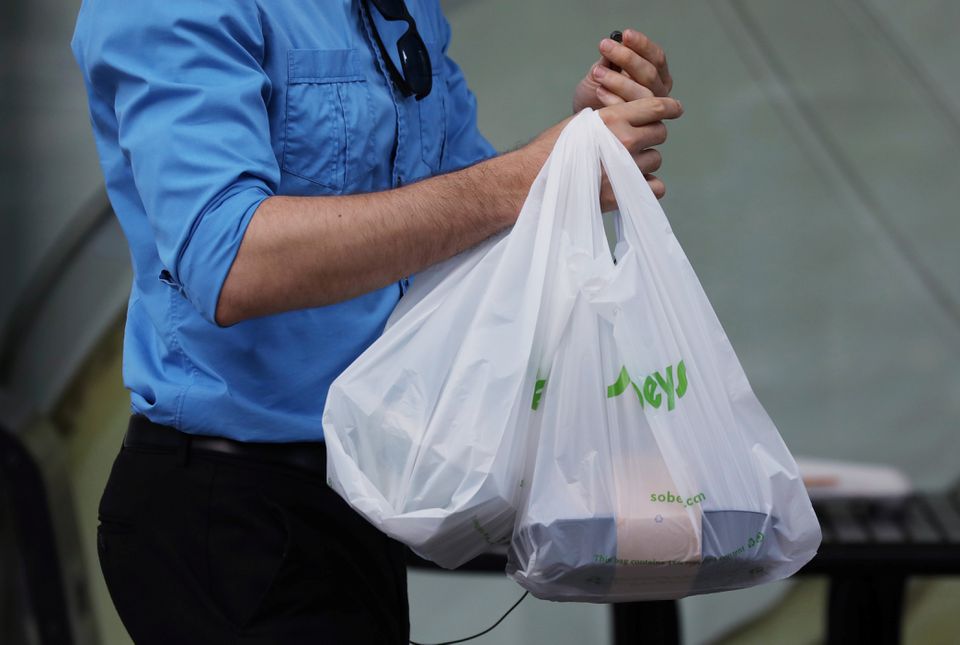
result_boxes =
[407,489,960,645]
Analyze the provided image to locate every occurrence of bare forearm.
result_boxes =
[213,93,685,328]
[216,146,547,326]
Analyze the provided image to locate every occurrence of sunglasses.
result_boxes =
[364,0,433,101]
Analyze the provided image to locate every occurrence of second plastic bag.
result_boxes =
[505,110,821,601]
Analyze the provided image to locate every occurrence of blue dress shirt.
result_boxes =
[71,0,497,441]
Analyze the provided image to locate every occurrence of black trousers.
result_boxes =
[97,418,409,644]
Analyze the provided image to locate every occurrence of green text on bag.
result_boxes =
[531,361,688,411]
[607,360,688,411]
[531,378,548,410]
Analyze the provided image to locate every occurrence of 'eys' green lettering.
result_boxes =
[535,360,689,411]
[607,360,689,412]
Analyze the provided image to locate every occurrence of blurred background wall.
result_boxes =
[1,0,958,643]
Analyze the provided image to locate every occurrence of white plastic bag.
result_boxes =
[324,109,820,595]
[322,114,588,568]
[504,110,821,600]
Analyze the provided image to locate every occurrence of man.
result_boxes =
[71,1,681,643]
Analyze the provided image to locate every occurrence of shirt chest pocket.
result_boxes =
[282,49,373,192]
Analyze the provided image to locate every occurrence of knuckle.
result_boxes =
[604,70,624,89]
[622,50,642,72]
[652,47,667,69]
[656,122,669,142]
[638,64,658,86]
[609,43,628,64]
[641,122,667,145]
[650,149,663,170]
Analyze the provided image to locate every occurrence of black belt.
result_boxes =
[123,415,327,474]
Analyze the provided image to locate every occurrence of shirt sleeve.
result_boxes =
[73,2,279,325]
[435,11,499,172]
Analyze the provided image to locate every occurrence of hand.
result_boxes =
[572,30,677,202]
[597,97,683,205]
[510,97,682,214]
[572,29,673,113]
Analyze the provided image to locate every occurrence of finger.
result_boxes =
[623,29,672,94]
[599,171,618,212]
[593,57,615,72]
[586,58,615,84]
[627,122,668,152]
[599,38,667,97]
[645,173,666,199]
[620,96,683,127]
[593,65,654,101]
[601,195,619,212]
[595,86,625,107]
[634,148,662,175]
[597,98,681,150]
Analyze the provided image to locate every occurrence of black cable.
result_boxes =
[410,590,529,645]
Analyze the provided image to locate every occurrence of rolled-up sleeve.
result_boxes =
[78,2,279,324]
[436,11,498,171]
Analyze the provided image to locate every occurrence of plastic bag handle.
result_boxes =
[547,109,663,262]
[583,109,671,251]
